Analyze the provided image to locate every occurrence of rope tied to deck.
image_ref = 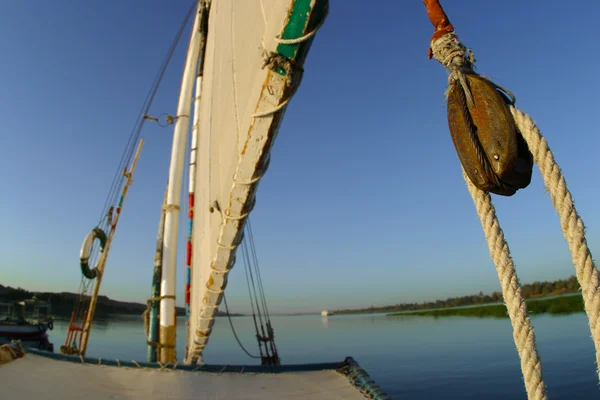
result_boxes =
[0,342,25,365]
[338,358,391,400]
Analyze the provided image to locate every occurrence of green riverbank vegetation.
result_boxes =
[388,293,584,318]
[333,276,581,316]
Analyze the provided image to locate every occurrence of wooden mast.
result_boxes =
[79,139,144,357]
[158,1,203,364]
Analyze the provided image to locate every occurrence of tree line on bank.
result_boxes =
[333,275,580,315]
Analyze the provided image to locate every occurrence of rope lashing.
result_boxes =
[142,294,176,346]
[251,3,329,119]
[430,33,533,197]
[251,53,304,118]
[424,0,546,398]
[338,358,391,400]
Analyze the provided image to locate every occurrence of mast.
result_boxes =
[159,1,203,364]
[147,186,167,362]
[79,139,144,357]
[186,0,210,327]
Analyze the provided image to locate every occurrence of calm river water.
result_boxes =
[39,312,599,399]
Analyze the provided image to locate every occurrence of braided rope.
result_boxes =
[464,172,547,400]
[424,0,598,396]
[431,30,548,399]
[511,106,600,378]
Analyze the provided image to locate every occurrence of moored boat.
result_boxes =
[0,298,54,340]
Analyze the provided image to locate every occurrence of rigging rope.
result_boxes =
[63,1,197,357]
[510,107,600,376]
[426,9,548,399]
[96,0,197,228]
[222,294,260,359]
[238,220,280,365]
[247,219,271,320]
[425,0,600,398]
[464,175,545,399]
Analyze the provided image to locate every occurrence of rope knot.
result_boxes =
[260,51,303,87]
[431,32,476,106]
[430,32,475,73]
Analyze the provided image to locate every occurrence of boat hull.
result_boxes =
[0,323,49,339]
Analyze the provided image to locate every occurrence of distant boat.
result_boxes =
[321,310,334,317]
[0,298,54,340]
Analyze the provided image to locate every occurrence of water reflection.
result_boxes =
[20,312,600,399]
[320,316,328,329]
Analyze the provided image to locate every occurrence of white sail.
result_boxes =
[186,0,325,363]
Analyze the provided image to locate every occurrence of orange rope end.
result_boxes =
[423,0,455,59]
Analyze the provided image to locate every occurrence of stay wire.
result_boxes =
[97,1,198,226]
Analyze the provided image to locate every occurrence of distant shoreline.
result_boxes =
[387,292,583,318]
[0,285,244,318]
[332,275,581,316]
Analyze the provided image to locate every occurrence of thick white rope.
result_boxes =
[511,106,600,377]
[431,32,547,399]
[465,174,547,400]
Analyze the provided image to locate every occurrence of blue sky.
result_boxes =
[1,0,599,314]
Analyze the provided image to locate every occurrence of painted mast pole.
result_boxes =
[186,0,210,326]
[159,1,203,364]
[80,139,144,357]
[147,186,168,362]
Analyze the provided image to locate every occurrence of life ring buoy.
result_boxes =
[48,321,54,331]
[80,227,107,279]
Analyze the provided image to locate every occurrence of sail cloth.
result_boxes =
[187,0,327,363]
[1,353,374,400]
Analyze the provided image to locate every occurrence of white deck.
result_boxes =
[1,354,367,399]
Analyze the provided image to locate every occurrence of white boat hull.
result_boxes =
[0,323,50,339]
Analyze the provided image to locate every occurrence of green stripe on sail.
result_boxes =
[276,0,328,67]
